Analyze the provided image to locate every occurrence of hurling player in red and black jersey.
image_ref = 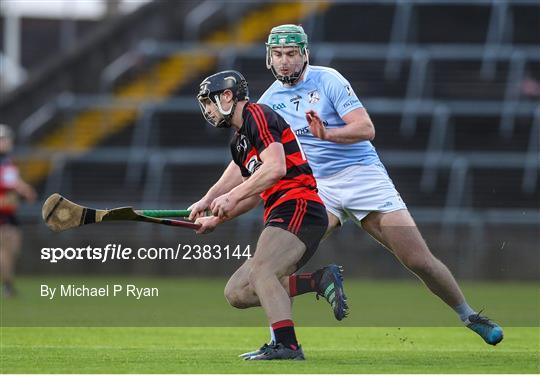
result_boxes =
[0,124,36,298]
[190,71,348,360]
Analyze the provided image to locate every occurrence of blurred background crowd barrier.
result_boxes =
[0,0,538,279]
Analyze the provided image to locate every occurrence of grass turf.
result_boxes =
[1,327,539,373]
[2,277,539,326]
[1,277,539,373]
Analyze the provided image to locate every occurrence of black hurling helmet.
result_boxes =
[197,70,249,128]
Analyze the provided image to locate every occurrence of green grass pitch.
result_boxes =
[1,277,539,373]
[2,327,539,373]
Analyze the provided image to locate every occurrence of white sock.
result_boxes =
[269,326,276,344]
[454,302,476,322]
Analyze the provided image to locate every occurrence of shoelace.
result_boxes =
[469,310,495,327]
[260,343,281,355]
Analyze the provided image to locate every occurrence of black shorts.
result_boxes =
[264,198,328,270]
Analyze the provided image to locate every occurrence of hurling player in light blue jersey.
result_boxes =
[254,24,503,349]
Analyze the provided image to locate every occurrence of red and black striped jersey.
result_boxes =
[230,102,322,216]
[0,157,19,214]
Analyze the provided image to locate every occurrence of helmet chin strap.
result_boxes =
[214,94,237,128]
[268,47,309,85]
[271,61,307,85]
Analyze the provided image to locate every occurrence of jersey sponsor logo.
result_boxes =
[236,136,248,152]
[308,90,320,104]
[272,103,287,110]
[245,155,262,174]
[343,98,360,108]
[378,201,394,210]
[289,95,302,102]
[295,126,310,136]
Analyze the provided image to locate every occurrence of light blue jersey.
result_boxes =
[258,65,380,178]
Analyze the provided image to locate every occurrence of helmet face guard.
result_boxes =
[197,71,249,129]
[197,92,231,129]
[266,24,309,85]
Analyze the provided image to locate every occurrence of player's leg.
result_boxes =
[322,211,341,240]
[249,226,303,320]
[225,255,346,316]
[361,209,466,306]
[0,224,22,297]
[224,257,288,359]
[245,225,305,359]
[338,163,503,344]
[283,210,346,319]
[225,200,346,317]
[244,199,330,360]
[360,209,503,345]
[224,259,258,308]
[224,258,289,309]
[228,252,348,359]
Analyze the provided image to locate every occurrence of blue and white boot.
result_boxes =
[465,311,504,345]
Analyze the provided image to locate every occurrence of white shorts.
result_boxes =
[316,163,407,225]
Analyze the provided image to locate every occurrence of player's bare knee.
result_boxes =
[225,294,248,309]
[224,285,250,309]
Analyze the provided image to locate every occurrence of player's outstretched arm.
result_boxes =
[15,178,37,203]
[306,108,375,144]
[210,143,286,219]
[189,160,243,220]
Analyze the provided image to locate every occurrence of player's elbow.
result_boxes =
[268,163,287,181]
[364,121,375,141]
[366,128,375,141]
[349,121,375,143]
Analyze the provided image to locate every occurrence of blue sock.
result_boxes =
[454,302,476,322]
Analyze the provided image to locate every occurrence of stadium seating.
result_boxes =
[13,0,538,208]
[3,0,539,278]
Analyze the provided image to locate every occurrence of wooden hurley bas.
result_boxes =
[42,193,200,232]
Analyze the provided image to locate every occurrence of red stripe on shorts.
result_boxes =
[293,199,307,235]
[288,199,302,234]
